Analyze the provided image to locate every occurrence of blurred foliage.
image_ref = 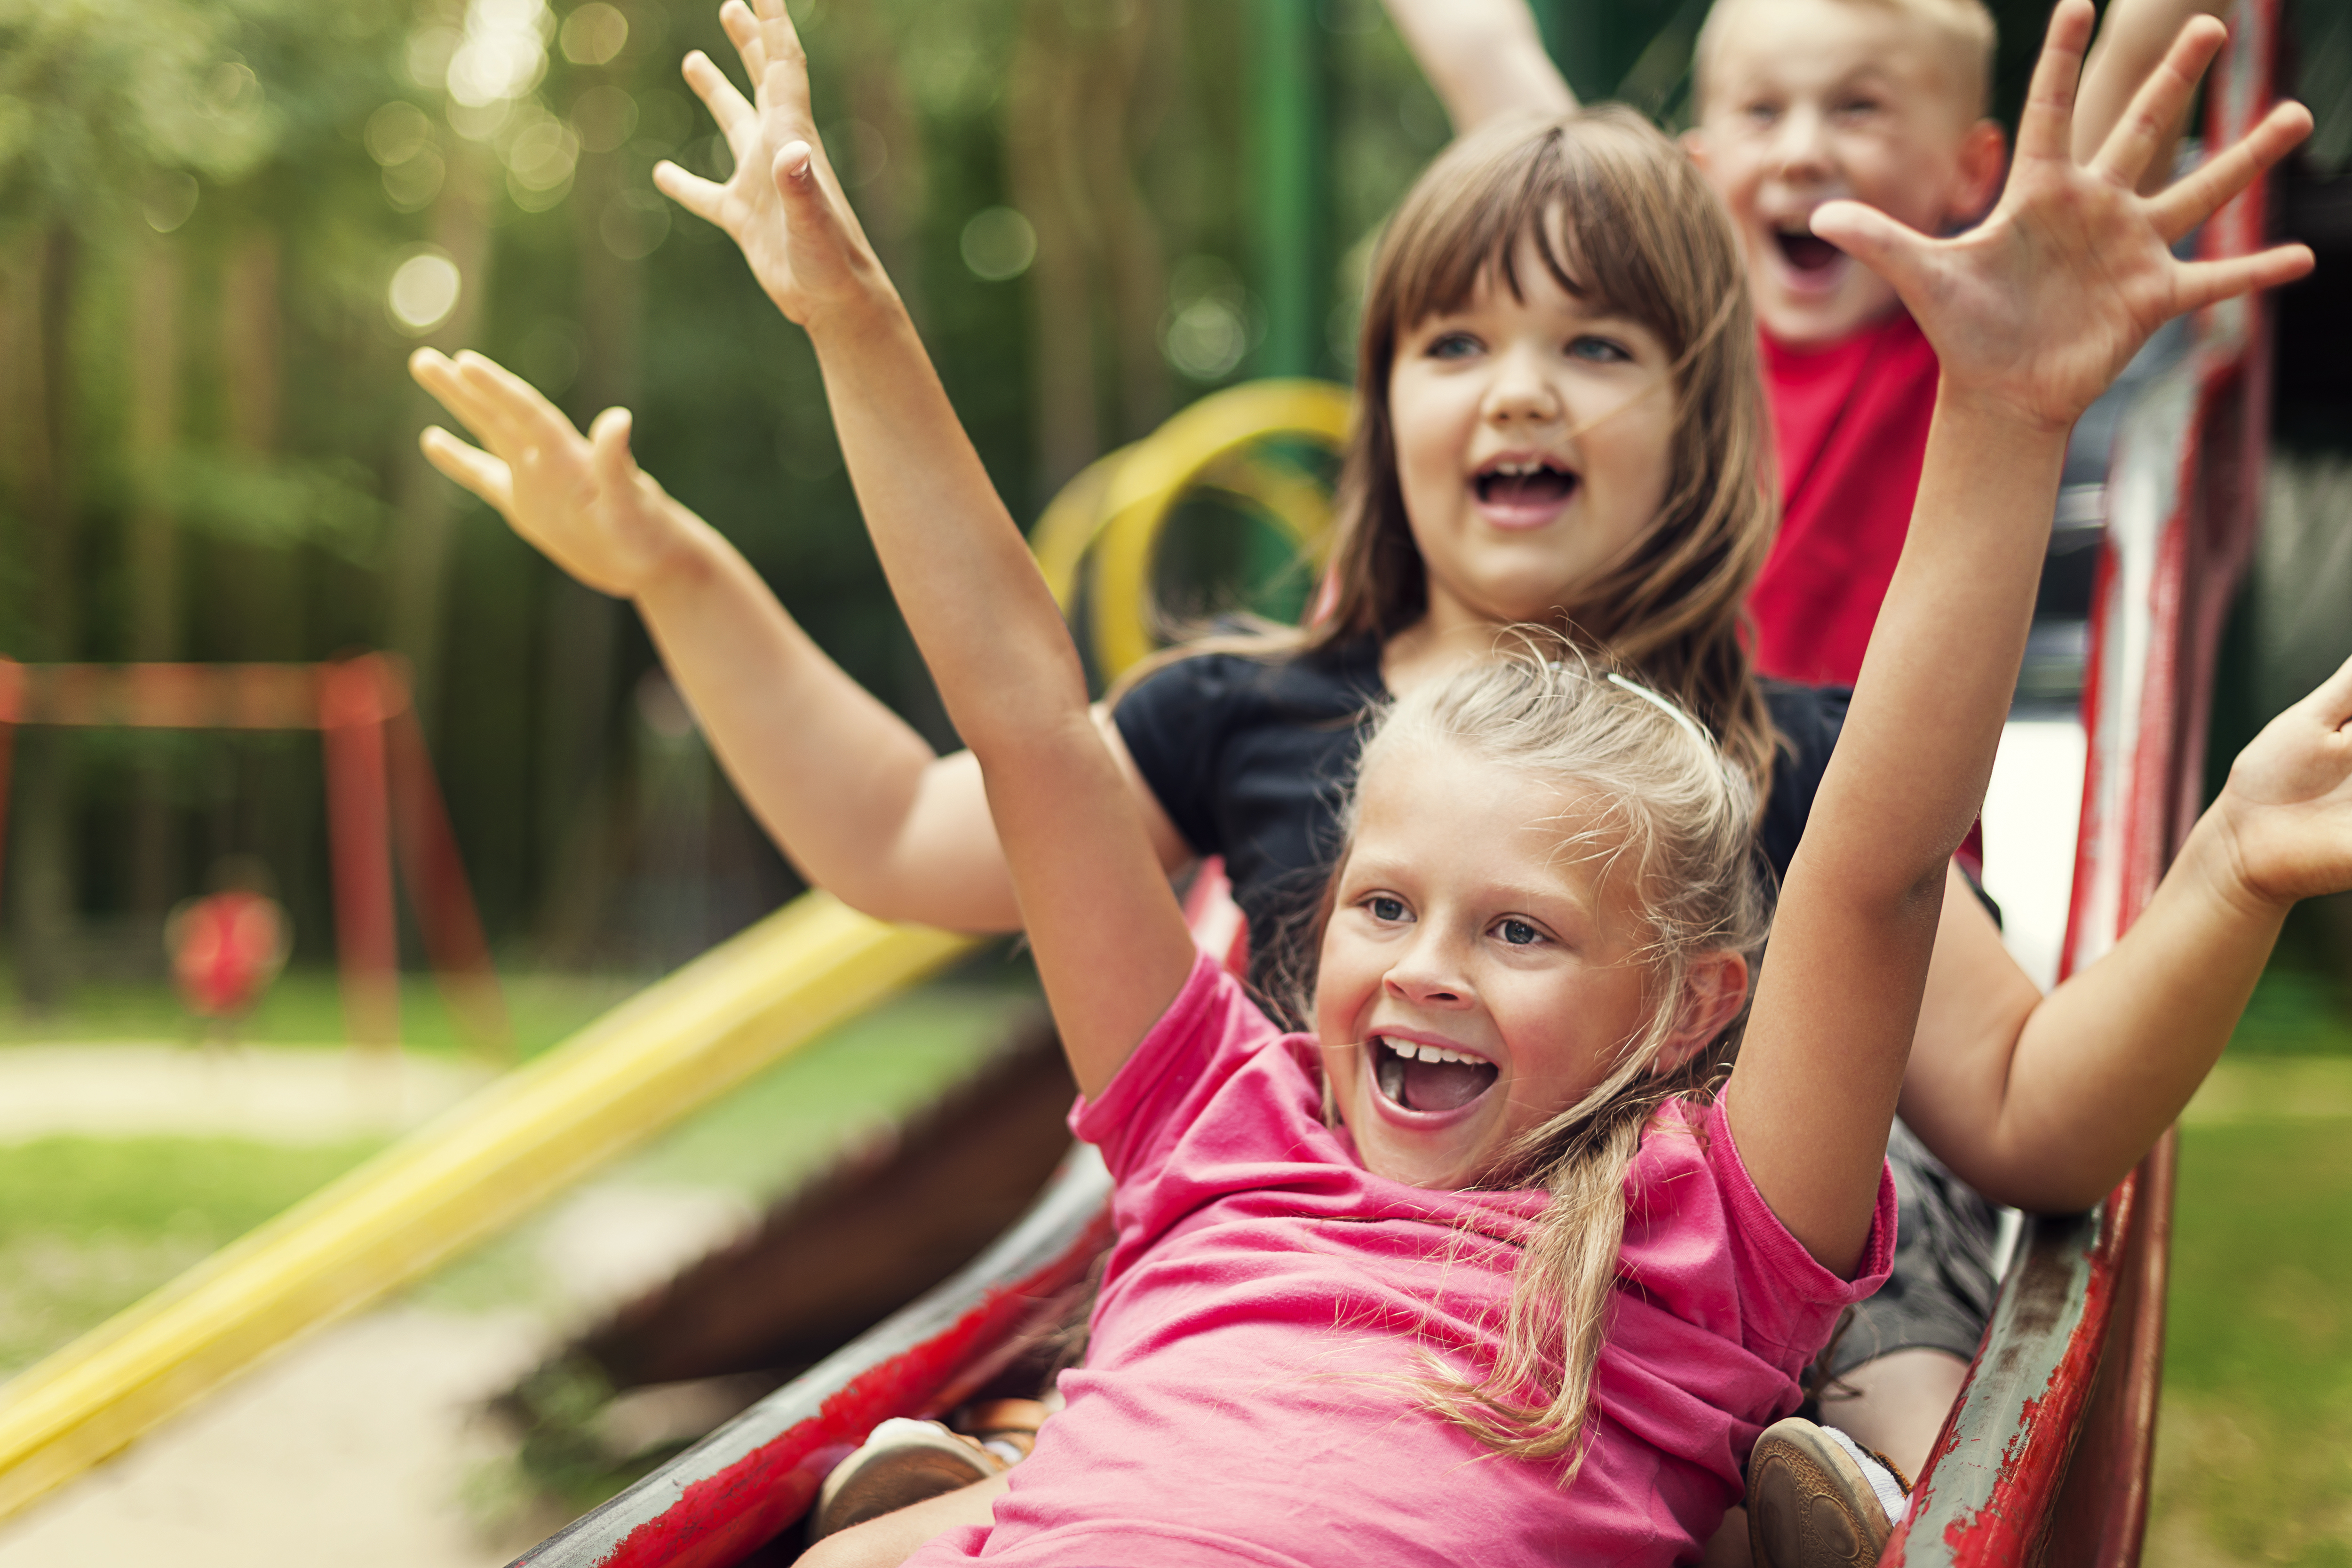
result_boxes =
[0,0,2339,1010]
[0,0,1454,993]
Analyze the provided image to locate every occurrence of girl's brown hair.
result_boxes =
[1127,106,1781,798]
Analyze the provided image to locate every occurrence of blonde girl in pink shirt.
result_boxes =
[521,5,2316,1565]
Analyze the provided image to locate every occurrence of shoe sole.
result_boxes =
[811,1432,995,1539]
[1748,1419,1895,1568]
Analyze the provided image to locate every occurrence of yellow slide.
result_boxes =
[0,379,1351,1522]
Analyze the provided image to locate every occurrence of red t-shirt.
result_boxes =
[1748,311,1940,687]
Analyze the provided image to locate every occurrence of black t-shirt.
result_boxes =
[1112,637,1850,994]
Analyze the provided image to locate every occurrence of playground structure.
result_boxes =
[0,653,507,1051]
[0,1,2296,1560]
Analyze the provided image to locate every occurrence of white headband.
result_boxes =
[1605,671,1711,749]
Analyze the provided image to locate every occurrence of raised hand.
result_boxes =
[2215,654,2352,910]
[411,348,696,598]
[1809,0,2312,434]
[654,0,886,325]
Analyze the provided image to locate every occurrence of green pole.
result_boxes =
[1529,0,1685,103]
[1249,0,1327,380]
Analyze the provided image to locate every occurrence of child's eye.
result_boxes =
[1567,335,1631,365]
[1834,96,1883,119]
[1496,917,1543,947]
[1742,101,1780,127]
[1367,895,1409,923]
[1425,331,1483,360]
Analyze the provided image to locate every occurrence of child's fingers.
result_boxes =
[2145,100,2314,243]
[587,406,638,495]
[433,350,538,458]
[418,427,514,512]
[2088,16,2226,191]
[719,0,770,83]
[2013,0,2098,167]
[653,160,731,230]
[2166,242,2318,317]
[680,49,758,147]
[453,350,572,452]
[409,349,495,442]
[2298,651,2352,735]
[752,0,813,120]
[1804,200,1932,295]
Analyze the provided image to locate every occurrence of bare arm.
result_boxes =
[1901,652,2352,1211]
[412,350,1191,934]
[1727,5,2312,1274]
[662,0,1196,1096]
[2075,0,2235,187]
[1382,0,1573,133]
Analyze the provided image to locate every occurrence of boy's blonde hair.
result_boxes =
[1321,636,1767,1474]
[1693,0,1998,122]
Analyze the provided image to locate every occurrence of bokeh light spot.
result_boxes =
[388,248,463,335]
[960,208,1036,282]
[560,3,629,66]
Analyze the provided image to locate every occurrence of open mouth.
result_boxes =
[1473,456,1579,512]
[1772,226,1846,275]
[1370,1035,1500,1114]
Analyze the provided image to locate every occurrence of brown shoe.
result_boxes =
[810,1418,1003,1540]
[1747,1418,1909,1568]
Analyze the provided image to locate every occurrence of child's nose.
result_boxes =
[1769,104,1835,180]
[1481,344,1562,425]
[1384,935,1473,1007]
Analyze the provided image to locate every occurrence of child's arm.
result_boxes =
[2075,0,2236,188]
[1381,0,1573,133]
[1897,666,2352,1210]
[1725,4,2312,1275]
[410,349,1192,935]
[661,0,1195,1095]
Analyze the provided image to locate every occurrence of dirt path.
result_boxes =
[0,1046,753,1568]
[0,1043,493,1145]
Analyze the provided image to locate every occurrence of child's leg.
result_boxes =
[799,1474,1009,1568]
[1814,1121,2001,1478]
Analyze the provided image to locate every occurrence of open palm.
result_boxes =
[654,0,883,325]
[2218,655,2352,909]
[1810,1,2312,434]
[412,348,687,599]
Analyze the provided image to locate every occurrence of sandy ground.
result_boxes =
[0,1045,754,1568]
[0,1307,548,1568]
[0,1044,493,1146]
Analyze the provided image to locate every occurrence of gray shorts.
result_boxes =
[1817,1118,2003,1380]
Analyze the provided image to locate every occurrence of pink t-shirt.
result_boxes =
[909,956,1895,1568]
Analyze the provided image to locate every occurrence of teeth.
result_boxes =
[1378,1036,1480,1066]
[1492,458,1543,477]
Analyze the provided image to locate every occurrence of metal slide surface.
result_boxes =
[1883,3,2279,1561]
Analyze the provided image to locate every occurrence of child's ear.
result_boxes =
[1649,949,1751,1076]
[1681,126,1712,175]
[1948,118,2008,228]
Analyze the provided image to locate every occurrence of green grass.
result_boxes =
[0,1136,387,1377]
[2151,1055,2352,1566]
[0,968,644,1059]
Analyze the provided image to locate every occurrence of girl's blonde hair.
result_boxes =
[1324,636,1768,1476]
[1258,106,1777,796]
